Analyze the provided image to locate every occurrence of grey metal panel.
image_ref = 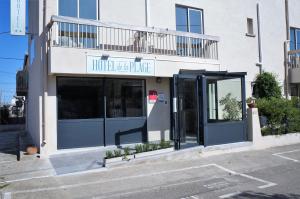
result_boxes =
[58,119,104,149]
[106,117,146,146]
[206,121,246,146]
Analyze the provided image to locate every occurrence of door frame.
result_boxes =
[172,74,204,150]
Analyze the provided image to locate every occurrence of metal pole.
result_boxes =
[256,3,263,73]
[284,0,290,99]
[172,75,179,150]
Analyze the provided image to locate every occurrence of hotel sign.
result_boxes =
[86,56,155,76]
[10,0,26,35]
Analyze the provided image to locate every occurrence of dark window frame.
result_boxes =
[58,0,99,20]
[290,27,300,50]
[175,4,205,34]
[56,76,147,120]
[105,78,147,118]
[206,76,244,123]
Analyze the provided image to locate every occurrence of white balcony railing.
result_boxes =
[49,16,219,60]
[289,50,300,69]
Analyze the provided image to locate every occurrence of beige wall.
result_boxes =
[27,0,300,156]
[146,77,171,142]
[49,47,220,77]
[289,0,300,28]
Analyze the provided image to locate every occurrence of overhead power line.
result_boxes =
[0,57,23,61]
[0,31,10,35]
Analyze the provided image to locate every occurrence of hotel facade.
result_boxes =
[24,0,300,157]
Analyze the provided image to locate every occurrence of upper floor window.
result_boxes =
[290,27,300,50]
[246,18,255,36]
[176,6,203,34]
[59,0,97,20]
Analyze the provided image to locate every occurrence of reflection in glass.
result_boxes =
[57,78,104,120]
[79,0,97,20]
[290,28,295,51]
[176,6,203,57]
[207,77,242,122]
[59,0,77,18]
[106,79,146,118]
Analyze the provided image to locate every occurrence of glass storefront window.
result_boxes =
[207,77,243,122]
[57,78,104,120]
[106,79,146,118]
[57,78,146,120]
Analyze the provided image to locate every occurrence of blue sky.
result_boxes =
[0,0,28,104]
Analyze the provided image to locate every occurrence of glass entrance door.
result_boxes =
[174,75,203,149]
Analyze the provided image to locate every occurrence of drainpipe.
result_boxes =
[145,0,150,27]
[41,0,47,147]
[256,3,263,74]
[284,0,290,99]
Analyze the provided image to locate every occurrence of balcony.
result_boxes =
[288,50,300,84]
[49,16,219,59]
[48,16,220,76]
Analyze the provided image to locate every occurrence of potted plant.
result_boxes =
[134,141,174,159]
[103,150,123,166]
[26,145,38,155]
[247,97,256,108]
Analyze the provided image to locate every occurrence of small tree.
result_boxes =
[219,93,242,120]
[253,72,282,99]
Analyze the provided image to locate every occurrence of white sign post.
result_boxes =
[10,0,26,36]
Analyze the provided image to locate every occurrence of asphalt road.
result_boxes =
[1,143,300,199]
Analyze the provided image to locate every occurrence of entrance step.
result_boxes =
[49,149,106,175]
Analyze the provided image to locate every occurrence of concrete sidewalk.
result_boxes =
[0,131,55,183]
[1,143,300,199]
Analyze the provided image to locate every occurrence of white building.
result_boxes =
[26,0,300,157]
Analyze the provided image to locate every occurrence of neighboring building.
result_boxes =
[26,0,300,157]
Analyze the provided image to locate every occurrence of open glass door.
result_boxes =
[173,74,202,149]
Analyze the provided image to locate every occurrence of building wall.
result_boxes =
[146,77,171,142]
[27,0,300,156]
[289,0,300,28]
[27,0,42,152]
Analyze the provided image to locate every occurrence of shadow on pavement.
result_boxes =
[232,191,300,199]
[0,131,20,161]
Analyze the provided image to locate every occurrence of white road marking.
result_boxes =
[6,163,276,196]
[203,181,229,189]
[4,175,54,183]
[95,178,210,199]
[190,196,199,199]
[213,164,277,189]
[2,192,12,199]
[219,191,241,198]
[272,149,300,163]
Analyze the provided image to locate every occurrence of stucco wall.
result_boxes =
[146,77,171,142]
[289,0,300,28]
[49,47,220,77]
[27,0,300,156]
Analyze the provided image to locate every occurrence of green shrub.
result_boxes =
[123,147,131,156]
[135,144,143,154]
[105,150,114,159]
[113,150,122,157]
[159,140,171,149]
[142,143,151,152]
[253,72,282,99]
[150,143,159,151]
[256,97,300,134]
